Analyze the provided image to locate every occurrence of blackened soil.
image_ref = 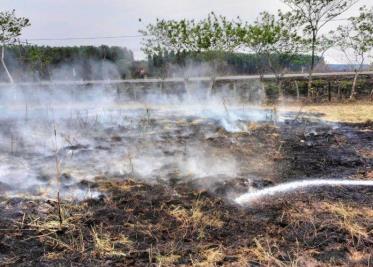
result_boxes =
[0,119,372,266]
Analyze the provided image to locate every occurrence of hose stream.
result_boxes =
[235,179,373,205]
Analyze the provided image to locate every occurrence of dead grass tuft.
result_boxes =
[168,199,224,239]
[246,238,287,267]
[41,252,64,262]
[322,202,373,244]
[193,246,225,267]
[91,226,131,258]
[156,253,181,266]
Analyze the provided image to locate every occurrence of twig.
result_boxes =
[57,192,63,229]
[293,101,307,122]
[128,153,134,177]
[0,229,35,231]
[222,97,230,117]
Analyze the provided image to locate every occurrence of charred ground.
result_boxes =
[0,113,372,266]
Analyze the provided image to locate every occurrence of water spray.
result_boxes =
[234,179,373,205]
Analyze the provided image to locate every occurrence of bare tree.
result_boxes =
[0,10,30,83]
[282,0,360,97]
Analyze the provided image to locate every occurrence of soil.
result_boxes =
[0,117,372,266]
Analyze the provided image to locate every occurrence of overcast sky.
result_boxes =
[1,0,372,63]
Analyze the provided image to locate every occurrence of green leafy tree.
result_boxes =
[282,0,359,97]
[141,12,238,55]
[332,6,373,99]
[243,11,303,97]
[0,9,30,83]
[140,13,240,79]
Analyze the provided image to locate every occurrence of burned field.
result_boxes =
[0,85,372,266]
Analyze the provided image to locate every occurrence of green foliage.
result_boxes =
[281,0,359,64]
[245,11,301,53]
[241,11,303,78]
[332,6,373,69]
[142,11,318,79]
[142,9,321,78]
[282,0,359,36]
[0,9,31,82]
[280,0,359,96]
[0,9,30,45]
[140,12,239,55]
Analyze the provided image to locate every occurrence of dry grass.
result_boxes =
[156,253,181,267]
[321,202,373,244]
[235,237,309,267]
[348,248,373,265]
[91,226,131,257]
[168,199,224,240]
[276,200,373,266]
[193,246,225,267]
[41,252,65,262]
[288,201,373,241]
[2,179,373,266]
[357,148,373,159]
[248,239,284,266]
[279,102,373,123]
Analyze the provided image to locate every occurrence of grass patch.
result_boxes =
[279,102,373,123]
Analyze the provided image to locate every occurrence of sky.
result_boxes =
[1,0,372,64]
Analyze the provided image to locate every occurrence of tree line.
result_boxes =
[141,0,373,99]
[0,44,321,82]
[1,45,136,81]
[147,50,321,78]
[1,2,373,99]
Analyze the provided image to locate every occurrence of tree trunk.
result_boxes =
[350,71,359,100]
[307,74,313,98]
[261,82,266,103]
[232,81,237,98]
[294,80,300,101]
[207,77,216,99]
[207,60,218,99]
[308,30,317,99]
[277,78,283,101]
[328,81,331,102]
[159,80,164,93]
[370,88,373,101]
[337,83,342,101]
[184,78,192,100]
[1,46,14,83]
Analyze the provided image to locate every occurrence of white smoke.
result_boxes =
[0,73,271,200]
